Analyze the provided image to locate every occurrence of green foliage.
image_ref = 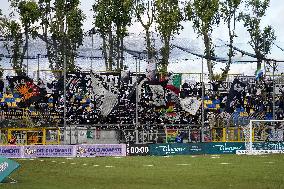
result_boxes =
[18,0,41,29]
[37,0,86,74]
[239,0,276,70]
[93,0,134,71]
[185,0,220,81]
[134,0,156,59]
[219,0,242,81]
[155,0,183,74]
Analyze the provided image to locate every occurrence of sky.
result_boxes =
[1,0,284,76]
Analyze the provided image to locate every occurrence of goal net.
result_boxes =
[237,120,284,155]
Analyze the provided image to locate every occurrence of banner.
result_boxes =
[76,144,126,157]
[0,157,20,183]
[23,145,75,158]
[180,97,201,115]
[126,144,149,156]
[0,146,22,158]
[149,85,165,106]
[149,143,190,156]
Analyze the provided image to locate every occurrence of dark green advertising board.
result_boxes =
[0,157,20,183]
[204,142,245,154]
[149,142,284,156]
[149,144,190,156]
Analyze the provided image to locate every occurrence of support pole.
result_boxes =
[37,54,40,83]
[272,61,276,120]
[201,58,205,142]
[135,56,139,144]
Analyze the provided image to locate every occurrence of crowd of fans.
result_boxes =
[0,73,283,129]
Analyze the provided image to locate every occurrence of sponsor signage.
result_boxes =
[204,142,245,154]
[0,146,22,158]
[126,144,149,156]
[188,143,205,155]
[76,144,126,157]
[149,143,190,156]
[0,157,20,183]
[23,145,75,158]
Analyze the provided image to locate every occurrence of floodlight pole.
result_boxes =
[272,60,276,120]
[91,32,94,71]
[37,54,40,83]
[201,57,205,142]
[135,55,139,144]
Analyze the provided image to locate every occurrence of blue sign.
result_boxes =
[0,157,20,183]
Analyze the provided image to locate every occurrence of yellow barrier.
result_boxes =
[0,127,60,145]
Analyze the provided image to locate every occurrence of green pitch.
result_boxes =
[1,155,284,189]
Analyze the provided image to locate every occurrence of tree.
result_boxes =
[36,0,85,76]
[155,0,183,74]
[0,13,26,75]
[93,0,115,71]
[185,0,220,81]
[240,0,276,71]
[220,0,242,81]
[93,0,133,71]
[18,0,41,74]
[113,0,134,70]
[134,0,156,60]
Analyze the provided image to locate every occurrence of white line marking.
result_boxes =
[211,155,220,157]
[211,157,220,159]
[264,162,274,164]
[260,156,268,158]
[114,157,122,159]
[105,165,114,168]
[93,165,100,167]
[143,165,154,167]
[61,162,66,164]
[220,163,231,165]
[176,164,190,166]
[40,160,44,162]
[29,159,35,161]
[66,158,74,160]
[70,163,76,165]
[83,164,87,166]
[191,156,196,158]
[163,156,170,158]
[52,161,56,163]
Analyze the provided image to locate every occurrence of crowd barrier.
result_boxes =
[0,144,126,158]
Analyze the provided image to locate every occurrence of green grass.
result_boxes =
[1,155,284,189]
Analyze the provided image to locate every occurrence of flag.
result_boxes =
[225,79,246,113]
[180,97,201,115]
[146,58,157,81]
[255,69,263,80]
[90,73,118,117]
[7,76,46,108]
[166,128,179,143]
[165,73,181,95]
[0,157,20,183]
[148,85,166,106]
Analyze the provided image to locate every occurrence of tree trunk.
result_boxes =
[221,17,233,81]
[108,29,114,71]
[120,37,124,70]
[145,29,153,60]
[203,32,214,81]
[102,35,108,71]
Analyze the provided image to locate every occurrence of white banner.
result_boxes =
[149,85,165,106]
[180,97,201,115]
